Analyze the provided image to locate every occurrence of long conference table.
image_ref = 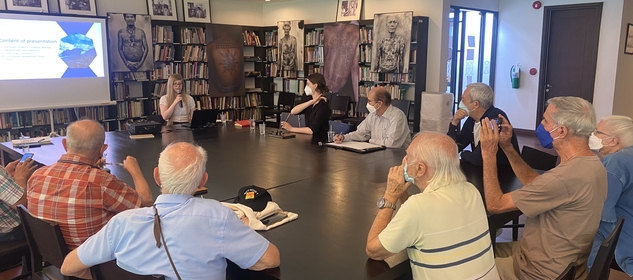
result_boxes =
[0,124,523,280]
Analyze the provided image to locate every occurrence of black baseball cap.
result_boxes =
[234,186,272,212]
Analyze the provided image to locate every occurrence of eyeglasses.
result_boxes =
[595,130,613,138]
[368,99,380,104]
[173,82,183,86]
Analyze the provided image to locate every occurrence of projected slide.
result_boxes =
[0,18,105,80]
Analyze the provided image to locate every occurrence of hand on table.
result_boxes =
[333,134,344,144]
[281,121,294,132]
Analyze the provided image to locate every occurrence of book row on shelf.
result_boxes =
[117,101,145,119]
[152,79,209,97]
[219,108,262,122]
[306,64,322,75]
[265,48,278,62]
[151,61,208,80]
[305,29,323,46]
[182,45,207,62]
[305,46,324,63]
[195,93,261,111]
[0,127,68,142]
[113,72,150,82]
[281,70,300,79]
[153,25,174,43]
[358,84,406,100]
[180,27,206,44]
[283,79,306,95]
[264,31,278,47]
[243,30,261,46]
[154,45,175,61]
[0,107,108,130]
[264,63,279,78]
[359,66,416,83]
[360,45,372,63]
[360,27,373,44]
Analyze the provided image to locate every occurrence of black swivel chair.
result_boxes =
[91,260,164,280]
[330,95,351,120]
[341,97,369,129]
[261,92,296,128]
[588,217,625,280]
[17,205,79,280]
[391,99,411,117]
[0,238,30,279]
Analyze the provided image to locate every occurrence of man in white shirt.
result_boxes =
[366,132,499,279]
[334,87,411,148]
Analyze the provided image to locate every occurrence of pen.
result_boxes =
[105,162,124,167]
[283,114,292,122]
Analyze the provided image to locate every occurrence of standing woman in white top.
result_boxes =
[159,74,195,125]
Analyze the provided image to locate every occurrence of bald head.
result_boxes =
[157,142,208,195]
[369,87,392,106]
[407,132,465,187]
[65,119,105,156]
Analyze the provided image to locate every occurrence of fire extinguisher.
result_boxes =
[511,64,521,89]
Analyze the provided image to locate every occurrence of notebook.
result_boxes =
[323,141,386,154]
[183,109,219,129]
[280,112,306,128]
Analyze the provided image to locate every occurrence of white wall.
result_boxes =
[612,0,633,118]
[450,0,499,11]
[495,0,624,130]
[263,0,450,94]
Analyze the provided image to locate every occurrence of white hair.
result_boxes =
[547,96,596,137]
[467,83,494,109]
[66,119,105,155]
[601,115,633,148]
[158,142,207,195]
[409,132,466,188]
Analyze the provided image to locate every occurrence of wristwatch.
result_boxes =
[377,197,396,210]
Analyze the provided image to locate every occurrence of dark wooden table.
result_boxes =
[0,124,524,280]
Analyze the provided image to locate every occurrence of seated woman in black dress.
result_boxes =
[281,73,332,143]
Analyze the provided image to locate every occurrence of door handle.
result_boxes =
[546,84,553,88]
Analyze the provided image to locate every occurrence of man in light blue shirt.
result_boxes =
[60,142,280,279]
[334,87,411,148]
[588,115,633,276]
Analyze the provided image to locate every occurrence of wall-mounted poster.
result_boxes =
[183,0,211,23]
[324,22,360,102]
[207,24,245,97]
[147,0,177,21]
[277,20,304,72]
[107,13,154,72]
[59,0,97,16]
[5,0,49,12]
[336,0,362,22]
[371,12,412,74]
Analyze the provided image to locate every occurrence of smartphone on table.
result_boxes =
[20,153,34,163]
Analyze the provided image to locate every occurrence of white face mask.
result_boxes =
[366,102,377,113]
[589,133,609,151]
[304,86,313,96]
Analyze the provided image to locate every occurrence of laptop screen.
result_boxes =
[190,109,219,128]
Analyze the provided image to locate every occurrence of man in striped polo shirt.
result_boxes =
[366,132,499,279]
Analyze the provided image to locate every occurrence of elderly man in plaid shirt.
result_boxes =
[27,119,153,249]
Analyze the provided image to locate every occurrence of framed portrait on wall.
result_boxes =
[183,0,211,23]
[625,23,633,55]
[59,0,97,16]
[147,0,178,21]
[370,11,413,74]
[5,0,49,13]
[336,0,362,22]
[107,13,154,72]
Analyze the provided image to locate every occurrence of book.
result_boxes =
[129,134,155,139]
[234,120,251,128]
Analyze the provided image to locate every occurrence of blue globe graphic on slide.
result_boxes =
[58,33,96,68]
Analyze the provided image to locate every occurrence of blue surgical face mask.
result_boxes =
[403,163,415,184]
[458,101,470,115]
[535,123,560,149]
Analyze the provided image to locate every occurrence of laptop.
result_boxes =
[280,112,306,128]
[183,109,219,129]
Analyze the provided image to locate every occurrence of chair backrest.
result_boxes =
[277,92,296,110]
[520,146,558,171]
[555,262,578,280]
[91,260,164,280]
[391,99,411,116]
[329,121,351,135]
[355,97,369,116]
[261,92,275,108]
[330,95,350,113]
[17,205,69,269]
[588,217,625,280]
